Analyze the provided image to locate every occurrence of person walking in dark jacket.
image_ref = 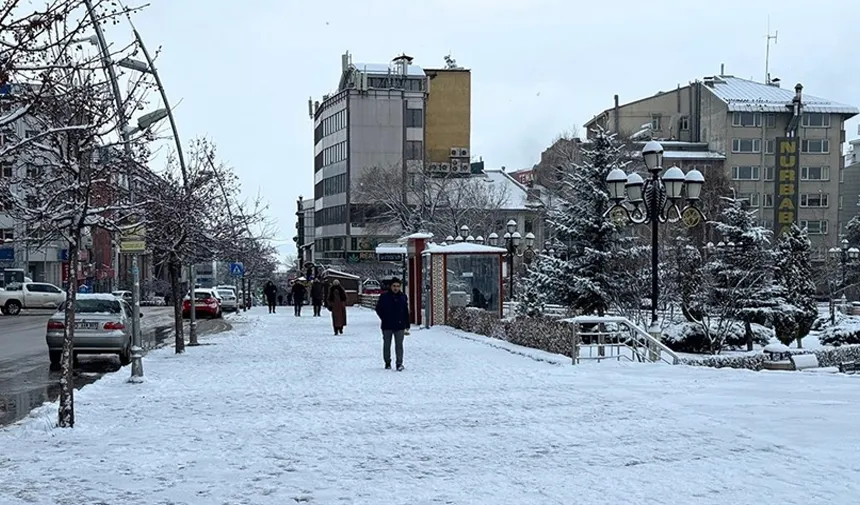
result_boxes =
[291,279,307,317]
[263,281,277,314]
[310,279,325,317]
[375,277,410,371]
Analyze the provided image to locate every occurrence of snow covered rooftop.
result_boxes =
[423,242,507,255]
[479,169,532,210]
[353,62,426,77]
[707,76,859,115]
[663,151,726,160]
[375,244,406,255]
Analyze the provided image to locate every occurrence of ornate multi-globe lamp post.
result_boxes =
[604,140,706,335]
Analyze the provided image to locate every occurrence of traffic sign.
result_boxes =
[120,240,146,253]
[378,253,404,262]
[229,262,245,277]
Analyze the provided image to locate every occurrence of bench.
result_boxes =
[838,360,860,374]
[790,354,840,374]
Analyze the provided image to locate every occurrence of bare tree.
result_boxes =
[0,2,150,429]
[352,164,511,240]
[144,138,269,348]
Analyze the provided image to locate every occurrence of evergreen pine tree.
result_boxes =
[536,127,629,315]
[709,198,782,350]
[514,258,547,318]
[772,224,818,347]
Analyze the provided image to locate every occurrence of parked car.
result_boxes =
[182,288,223,319]
[45,294,140,370]
[215,286,238,312]
[0,281,66,315]
[111,290,133,304]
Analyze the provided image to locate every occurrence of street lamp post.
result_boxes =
[81,0,182,375]
[828,238,859,323]
[604,140,705,337]
[487,219,535,300]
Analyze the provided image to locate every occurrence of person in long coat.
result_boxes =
[327,279,348,335]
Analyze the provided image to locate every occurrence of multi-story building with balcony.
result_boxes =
[583,72,858,257]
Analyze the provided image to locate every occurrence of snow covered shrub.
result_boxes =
[448,307,572,356]
[661,321,771,354]
[814,345,860,366]
[681,353,765,371]
[514,266,547,319]
[503,318,572,356]
[819,316,860,347]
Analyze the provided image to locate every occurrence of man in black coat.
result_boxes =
[263,281,277,314]
[291,279,308,317]
[310,279,325,317]
[374,277,410,371]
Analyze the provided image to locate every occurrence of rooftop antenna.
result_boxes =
[765,17,778,84]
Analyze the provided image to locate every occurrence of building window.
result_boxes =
[25,130,38,139]
[731,165,760,180]
[650,114,662,131]
[765,139,775,154]
[732,138,761,153]
[760,220,773,229]
[763,194,774,208]
[0,228,13,241]
[405,140,423,160]
[679,116,689,131]
[732,112,762,127]
[0,163,11,178]
[764,166,775,181]
[841,169,845,183]
[802,113,831,128]
[800,220,828,235]
[840,195,844,210]
[766,114,776,128]
[800,166,829,181]
[801,139,829,154]
[738,193,760,207]
[405,108,424,128]
[800,193,829,208]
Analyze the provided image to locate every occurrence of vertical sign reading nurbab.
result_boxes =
[774,137,800,237]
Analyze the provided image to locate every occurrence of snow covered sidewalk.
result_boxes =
[2,307,860,504]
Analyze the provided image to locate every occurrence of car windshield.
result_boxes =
[59,299,121,314]
[194,292,213,301]
[217,290,233,297]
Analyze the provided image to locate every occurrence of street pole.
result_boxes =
[649,171,660,331]
[189,263,197,345]
[508,249,514,301]
[82,0,143,378]
[127,24,194,345]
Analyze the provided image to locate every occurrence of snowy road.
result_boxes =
[1,308,860,504]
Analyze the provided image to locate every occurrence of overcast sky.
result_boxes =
[120,0,857,256]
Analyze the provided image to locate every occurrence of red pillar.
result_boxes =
[406,237,426,325]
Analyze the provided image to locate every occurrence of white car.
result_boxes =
[0,282,66,315]
[111,290,133,304]
[215,286,238,312]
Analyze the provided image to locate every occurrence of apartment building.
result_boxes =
[309,52,471,264]
[584,72,858,256]
[839,138,860,230]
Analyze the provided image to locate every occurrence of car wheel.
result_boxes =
[5,300,22,316]
[49,351,61,371]
[119,345,131,366]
